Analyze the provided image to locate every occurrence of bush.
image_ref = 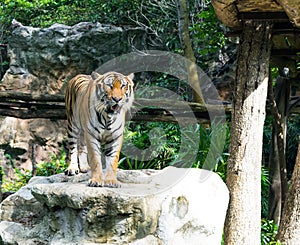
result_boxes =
[120,120,230,179]
[1,151,67,192]
[261,219,281,245]
[120,121,181,170]
[36,151,67,176]
[2,167,32,192]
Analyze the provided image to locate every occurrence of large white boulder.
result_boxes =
[0,167,229,244]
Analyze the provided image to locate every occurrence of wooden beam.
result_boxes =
[0,92,298,121]
[211,0,241,29]
[271,49,300,56]
[236,0,283,13]
[277,0,300,28]
[225,24,300,37]
[273,22,300,34]
[0,92,231,123]
[238,12,289,22]
[0,91,64,102]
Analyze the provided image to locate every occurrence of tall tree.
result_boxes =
[177,0,203,104]
[224,20,273,244]
[277,136,300,244]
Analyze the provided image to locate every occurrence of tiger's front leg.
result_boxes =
[86,134,105,187]
[104,137,123,188]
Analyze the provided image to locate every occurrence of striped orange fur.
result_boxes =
[64,71,134,187]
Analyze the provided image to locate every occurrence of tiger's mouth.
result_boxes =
[107,103,121,113]
[111,104,120,111]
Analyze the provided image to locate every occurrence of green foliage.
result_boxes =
[261,219,281,245]
[4,153,15,168]
[261,117,273,219]
[286,115,300,177]
[0,0,179,49]
[190,3,227,70]
[36,151,67,176]
[1,151,67,192]
[262,115,300,217]
[2,167,32,192]
[261,167,271,218]
[0,165,3,181]
[192,122,230,181]
[270,67,279,86]
[1,0,139,28]
[0,0,224,57]
[120,122,180,170]
[120,120,230,182]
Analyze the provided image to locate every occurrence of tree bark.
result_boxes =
[177,0,203,104]
[0,169,2,202]
[268,75,290,225]
[277,136,300,244]
[224,21,272,244]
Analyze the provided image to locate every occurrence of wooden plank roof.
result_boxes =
[212,0,300,96]
[212,0,300,29]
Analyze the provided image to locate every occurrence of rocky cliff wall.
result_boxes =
[0,20,146,174]
[1,20,146,94]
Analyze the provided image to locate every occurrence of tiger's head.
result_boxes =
[92,71,134,114]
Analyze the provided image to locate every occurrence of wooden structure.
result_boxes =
[0,91,230,123]
[0,91,298,122]
[213,0,300,95]
[211,0,300,244]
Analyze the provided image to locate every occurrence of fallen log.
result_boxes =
[0,92,231,123]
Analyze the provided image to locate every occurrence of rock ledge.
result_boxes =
[0,167,229,245]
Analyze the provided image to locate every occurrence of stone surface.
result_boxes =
[0,20,146,171]
[0,116,66,176]
[0,167,229,244]
[1,20,146,94]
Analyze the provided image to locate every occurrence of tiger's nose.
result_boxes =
[112,96,122,103]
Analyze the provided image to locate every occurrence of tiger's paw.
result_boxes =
[65,167,80,176]
[79,166,89,173]
[79,160,90,173]
[88,178,105,187]
[104,179,121,188]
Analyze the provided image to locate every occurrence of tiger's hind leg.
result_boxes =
[78,133,89,173]
[65,123,81,176]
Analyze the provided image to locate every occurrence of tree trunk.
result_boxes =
[277,137,300,244]
[177,0,203,104]
[0,170,2,202]
[268,75,290,225]
[268,125,282,224]
[224,21,272,244]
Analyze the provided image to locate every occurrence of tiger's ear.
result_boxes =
[91,71,102,80]
[127,73,134,81]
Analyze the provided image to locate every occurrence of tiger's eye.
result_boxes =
[104,83,112,89]
[121,83,128,89]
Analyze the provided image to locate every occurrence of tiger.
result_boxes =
[64,71,134,188]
